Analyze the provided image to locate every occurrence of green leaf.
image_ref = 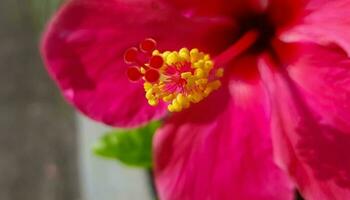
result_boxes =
[93,121,161,168]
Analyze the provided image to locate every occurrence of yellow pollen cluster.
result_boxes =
[144,48,224,112]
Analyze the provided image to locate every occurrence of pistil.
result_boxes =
[215,30,259,65]
[124,39,224,112]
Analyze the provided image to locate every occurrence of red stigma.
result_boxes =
[127,67,142,81]
[124,47,138,64]
[140,38,157,53]
[145,69,160,83]
[150,55,164,69]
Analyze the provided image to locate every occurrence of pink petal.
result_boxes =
[154,81,293,199]
[41,0,235,127]
[259,42,350,199]
[281,0,350,56]
[267,0,305,30]
[166,0,271,16]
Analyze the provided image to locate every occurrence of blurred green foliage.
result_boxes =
[29,0,63,31]
[93,121,162,168]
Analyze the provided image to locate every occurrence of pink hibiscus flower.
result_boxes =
[41,0,350,199]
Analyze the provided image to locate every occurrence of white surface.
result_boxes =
[77,114,153,200]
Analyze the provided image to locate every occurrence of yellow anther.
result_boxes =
[190,48,200,62]
[195,68,205,78]
[152,50,160,56]
[176,94,186,105]
[208,80,222,90]
[189,93,203,103]
[166,52,179,65]
[204,87,213,97]
[181,72,192,79]
[193,60,205,69]
[144,82,152,90]
[215,68,224,78]
[179,48,190,61]
[167,104,175,112]
[186,78,196,87]
[177,94,190,109]
[145,89,154,99]
[195,78,208,85]
[204,61,213,70]
[171,99,182,112]
[148,99,158,106]
[162,51,171,60]
[204,54,211,61]
[162,94,174,102]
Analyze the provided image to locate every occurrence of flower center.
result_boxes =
[238,14,276,53]
[124,39,224,112]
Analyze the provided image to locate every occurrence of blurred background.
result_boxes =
[0,0,153,199]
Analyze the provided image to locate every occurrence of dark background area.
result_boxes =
[0,0,80,199]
